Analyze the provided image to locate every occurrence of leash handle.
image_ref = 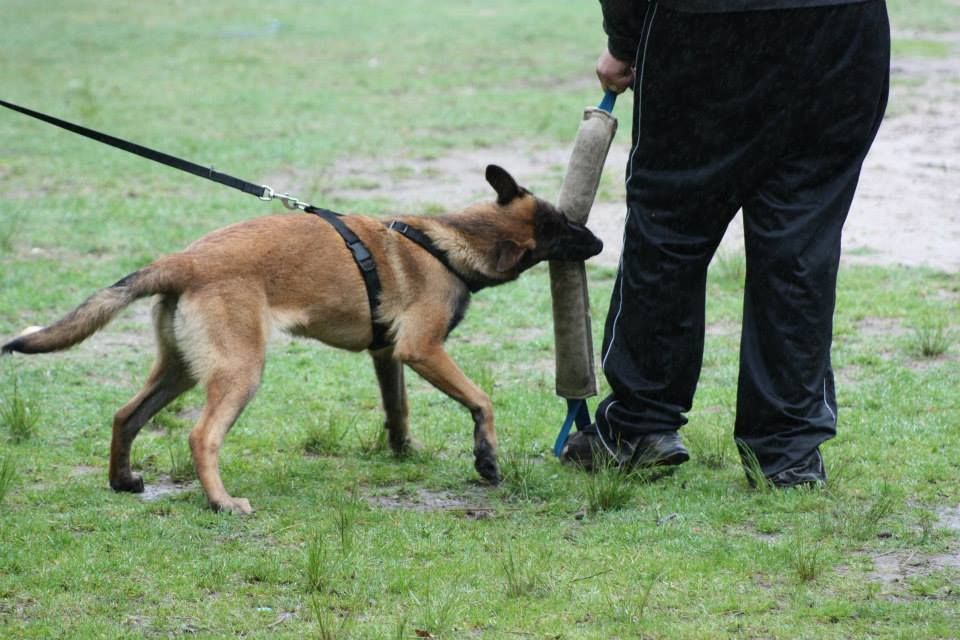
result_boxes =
[597,90,617,114]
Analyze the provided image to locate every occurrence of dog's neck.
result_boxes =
[386,215,508,292]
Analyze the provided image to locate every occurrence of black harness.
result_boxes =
[305,206,391,350]
[307,207,480,351]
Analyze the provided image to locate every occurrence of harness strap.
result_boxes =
[387,221,483,293]
[306,206,391,350]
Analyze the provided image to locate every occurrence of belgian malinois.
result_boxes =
[2,166,603,513]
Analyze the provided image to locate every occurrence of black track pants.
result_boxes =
[595,1,890,477]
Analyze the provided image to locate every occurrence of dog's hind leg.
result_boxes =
[180,292,268,515]
[371,349,416,454]
[109,298,196,493]
[109,353,194,492]
[401,346,500,485]
[188,368,262,515]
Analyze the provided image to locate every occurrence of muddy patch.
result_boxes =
[70,464,99,477]
[854,317,909,339]
[867,551,960,586]
[136,475,193,502]
[365,486,493,518]
[938,504,960,534]
[861,505,960,587]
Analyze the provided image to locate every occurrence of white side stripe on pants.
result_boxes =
[600,3,659,374]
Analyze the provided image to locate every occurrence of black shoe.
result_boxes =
[560,427,689,471]
[767,448,826,488]
[559,429,631,470]
[629,431,690,468]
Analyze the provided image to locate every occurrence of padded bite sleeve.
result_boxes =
[549,107,618,399]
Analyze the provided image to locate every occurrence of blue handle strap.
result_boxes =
[553,398,593,457]
[598,89,617,113]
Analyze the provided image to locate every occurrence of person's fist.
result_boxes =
[596,48,634,94]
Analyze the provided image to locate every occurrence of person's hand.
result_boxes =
[596,48,634,94]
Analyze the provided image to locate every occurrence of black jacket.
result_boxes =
[600,0,873,61]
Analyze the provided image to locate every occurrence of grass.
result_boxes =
[907,316,955,358]
[0,378,41,444]
[892,38,955,59]
[1,1,959,638]
[0,213,20,254]
[500,547,549,599]
[710,248,746,286]
[737,439,775,493]
[789,532,824,583]
[583,454,640,514]
[0,455,14,506]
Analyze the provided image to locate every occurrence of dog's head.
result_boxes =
[481,164,604,276]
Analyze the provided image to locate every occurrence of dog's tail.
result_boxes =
[2,257,186,356]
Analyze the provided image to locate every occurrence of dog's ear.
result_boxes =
[485,165,520,206]
[494,240,528,272]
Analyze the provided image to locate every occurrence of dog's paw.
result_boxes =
[212,496,254,515]
[474,442,501,486]
[110,473,145,493]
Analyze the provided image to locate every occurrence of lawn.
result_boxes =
[1,2,958,638]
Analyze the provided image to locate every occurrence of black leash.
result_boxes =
[0,98,308,209]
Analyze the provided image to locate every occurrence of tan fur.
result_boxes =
[2,167,602,514]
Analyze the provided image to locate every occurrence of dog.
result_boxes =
[1,165,603,513]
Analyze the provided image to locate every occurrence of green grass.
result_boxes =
[892,38,955,58]
[0,455,15,506]
[2,2,960,638]
[887,0,960,31]
[907,316,956,358]
[1,378,42,444]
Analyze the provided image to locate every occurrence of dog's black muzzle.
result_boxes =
[548,219,604,262]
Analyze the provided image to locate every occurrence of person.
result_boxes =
[560,0,890,487]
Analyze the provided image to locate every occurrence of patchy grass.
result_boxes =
[1,2,959,639]
[0,378,41,444]
[907,315,955,358]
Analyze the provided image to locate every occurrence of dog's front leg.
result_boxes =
[370,349,418,454]
[400,345,500,485]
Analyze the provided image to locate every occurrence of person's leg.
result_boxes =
[591,6,784,457]
[735,1,890,484]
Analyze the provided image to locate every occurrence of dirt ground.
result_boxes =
[323,44,959,274]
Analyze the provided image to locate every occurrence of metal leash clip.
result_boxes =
[259,185,310,210]
[276,193,310,210]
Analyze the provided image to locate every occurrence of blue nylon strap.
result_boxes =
[598,89,617,113]
[553,398,592,458]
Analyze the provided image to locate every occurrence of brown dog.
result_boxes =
[2,166,602,513]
